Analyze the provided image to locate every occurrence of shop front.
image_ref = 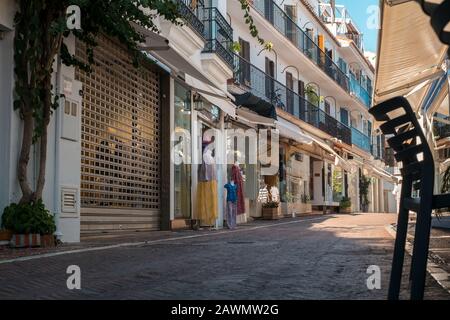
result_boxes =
[225,118,258,223]
[173,82,193,226]
[172,79,256,230]
[171,80,226,229]
[76,35,163,235]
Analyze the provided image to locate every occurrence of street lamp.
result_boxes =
[281,65,300,81]
[257,47,278,78]
[193,92,204,111]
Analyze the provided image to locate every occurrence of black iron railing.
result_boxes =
[345,33,363,50]
[350,73,372,108]
[202,7,234,68]
[434,118,450,140]
[176,0,205,39]
[351,127,371,152]
[233,54,352,145]
[252,0,349,92]
[371,135,386,161]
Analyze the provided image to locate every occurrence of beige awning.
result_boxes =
[133,24,237,117]
[429,77,449,116]
[371,165,396,183]
[374,0,448,115]
[309,136,354,173]
[185,75,237,117]
[275,118,314,144]
[134,23,219,89]
[236,108,276,127]
[198,92,237,117]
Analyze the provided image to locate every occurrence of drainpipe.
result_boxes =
[53,54,62,240]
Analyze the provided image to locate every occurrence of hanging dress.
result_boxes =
[231,164,246,215]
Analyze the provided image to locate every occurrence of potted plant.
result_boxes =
[230,41,241,54]
[283,192,296,217]
[359,175,371,212]
[262,201,281,220]
[301,194,313,213]
[339,196,352,214]
[1,200,57,248]
[305,84,321,107]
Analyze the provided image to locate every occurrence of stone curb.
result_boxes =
[385,224,450,295]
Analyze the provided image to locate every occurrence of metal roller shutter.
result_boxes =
[75,35,161,235]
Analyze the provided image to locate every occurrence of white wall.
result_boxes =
[0,24,15,213]
[384,180,398,213]
[230,0,371,128]
[312,160,323,205]
[0,0,15,31]
[0,7,81,242]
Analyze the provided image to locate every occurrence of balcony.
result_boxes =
[175,0,206,39]
[351,127,371,153]
[434,118,450,140]
[371,137,385,160]
[232,53,352,145]
[349,74,372,108]
[252,0,349,93]
[202,7,234,68]
[345,33,363,51]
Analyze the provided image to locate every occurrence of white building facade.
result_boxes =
[0,0,397,243]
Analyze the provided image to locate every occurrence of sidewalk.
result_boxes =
[392,216,450,295]
[0,215,324,263]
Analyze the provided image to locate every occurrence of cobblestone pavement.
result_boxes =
[402,216,450,292]
[0,213,449,300]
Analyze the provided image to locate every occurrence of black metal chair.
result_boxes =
[370,96,450,300]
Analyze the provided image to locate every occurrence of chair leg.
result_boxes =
[388,203,410,299]
[388,180,412,300]
[409,205,433,300]
[409,175,434,300]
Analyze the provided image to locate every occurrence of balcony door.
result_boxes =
[265,57,275,102]
[285,5,297,45]
[340,108,349,126]
[298,80,305,120]
[264,0,274,24]
[239,38,251,86]
[286,72,294,114]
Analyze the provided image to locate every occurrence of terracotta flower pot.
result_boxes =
[10,234,55,248]
[0,229,13,242]
[340,207,352,214]
[262,207,281,220]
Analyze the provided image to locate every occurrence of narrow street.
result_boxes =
[0,213,448,300]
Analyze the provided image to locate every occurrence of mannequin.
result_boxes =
[196,140,218,228]
[270,185,280,203]
[224,179,238,230]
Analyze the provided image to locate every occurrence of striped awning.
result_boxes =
[374,0,448,118]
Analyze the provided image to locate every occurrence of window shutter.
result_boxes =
[318,35,325,52]
[298,80,305,97]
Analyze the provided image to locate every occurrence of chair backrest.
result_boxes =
[369,97,434,184]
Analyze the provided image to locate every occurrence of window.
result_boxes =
[286,72,294,113]
[265,57,275,100]
[340,108,349,126]
[324,100,331,115]
[174,82,192,219]
[285,5,297,44]
[238,38,251,86]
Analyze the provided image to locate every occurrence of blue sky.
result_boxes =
[335,0,379,52]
